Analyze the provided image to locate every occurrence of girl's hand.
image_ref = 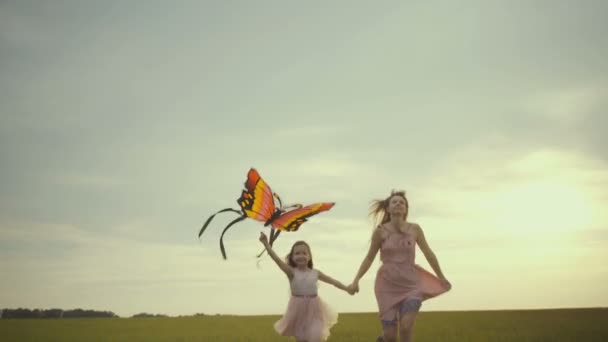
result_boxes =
[259,232,269,246]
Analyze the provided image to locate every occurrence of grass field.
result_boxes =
[1,308,606,341]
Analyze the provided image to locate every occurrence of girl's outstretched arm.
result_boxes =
[259,232,293,279]
[318,270,355,295]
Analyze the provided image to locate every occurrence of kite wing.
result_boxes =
[237,168,279,222]
[270,202,335,232]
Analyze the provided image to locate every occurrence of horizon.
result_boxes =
[2,306,606,318]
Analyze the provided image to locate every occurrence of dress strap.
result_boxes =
[377,224,391,240]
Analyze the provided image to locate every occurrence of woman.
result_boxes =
[349,190,451,342]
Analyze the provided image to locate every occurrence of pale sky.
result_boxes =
[1,1,607,317]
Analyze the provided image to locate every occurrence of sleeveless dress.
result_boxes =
[374,224,449,321]
[274,268,338,341]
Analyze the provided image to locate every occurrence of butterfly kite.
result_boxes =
[198,168,335,259]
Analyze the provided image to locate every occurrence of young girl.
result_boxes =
[259,232,354,342]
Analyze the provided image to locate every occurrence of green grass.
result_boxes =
[1,308,606,341]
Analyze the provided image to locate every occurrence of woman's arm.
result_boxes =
[259,232,293,279]
[350,227,383,291]
[415,224,451,288]
[318,270,354,294]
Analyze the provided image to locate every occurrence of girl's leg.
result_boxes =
[307,317,323,342]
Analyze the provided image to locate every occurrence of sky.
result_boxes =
[1,0,607,318]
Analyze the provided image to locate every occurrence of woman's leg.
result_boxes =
[398,299,421,342]
[380,319,398,342]
[398,312,418,342]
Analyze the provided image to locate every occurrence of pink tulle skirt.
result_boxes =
[274,295,338,341]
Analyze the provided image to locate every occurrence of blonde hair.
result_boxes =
[369,190,409,226]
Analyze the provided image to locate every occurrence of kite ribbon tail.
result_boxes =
[219,215,247,260]
[255,247,267,258]
[273,193,283,210]
[257,248,266,258]
[198,208,241,239]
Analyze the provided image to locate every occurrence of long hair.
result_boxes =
[285,240,313,269]
[369,190,409,226]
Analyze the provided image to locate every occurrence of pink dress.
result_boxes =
[374,224,449,321]
[274,268,338,341]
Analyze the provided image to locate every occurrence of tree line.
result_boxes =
[1,308,117,319]
[1,308,208,319]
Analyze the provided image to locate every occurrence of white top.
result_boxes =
[290,268,318,296]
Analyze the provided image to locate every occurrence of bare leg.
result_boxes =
[381,324,397,342]
[398,312,418,342]
[307,318,323,342]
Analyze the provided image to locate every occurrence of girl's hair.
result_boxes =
[369,189,409,226]
[285,240,313,269]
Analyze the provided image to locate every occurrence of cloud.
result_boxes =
[507,83,608,162]
[412,140,608,247]
[525,84,607,124]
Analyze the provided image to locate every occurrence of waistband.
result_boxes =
[292,294,318,298]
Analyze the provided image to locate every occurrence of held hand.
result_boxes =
[349,281,360,294]
[346,284,356,295]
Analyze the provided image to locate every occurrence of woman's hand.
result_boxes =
[440,277,452,291]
